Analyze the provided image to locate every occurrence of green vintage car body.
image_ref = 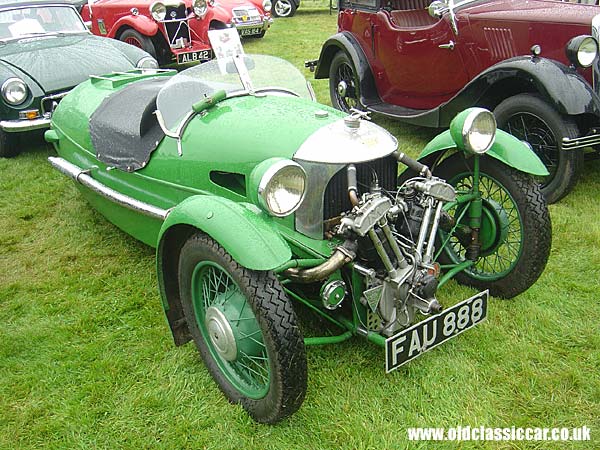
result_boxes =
[46,54,551,423]
[0,0,158,157]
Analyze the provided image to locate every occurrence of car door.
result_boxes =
[371,3,470,110]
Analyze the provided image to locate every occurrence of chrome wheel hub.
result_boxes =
[205,306,237,361]
[275,0,291,15]
[337,80,348,97]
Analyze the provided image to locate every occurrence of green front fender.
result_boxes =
[158,195,292,270]
[156,195,292,346]
[419,129,549,177]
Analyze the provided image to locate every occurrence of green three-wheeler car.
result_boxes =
[45,49,551,423]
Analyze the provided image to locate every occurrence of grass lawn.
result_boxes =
[1,8,599,449]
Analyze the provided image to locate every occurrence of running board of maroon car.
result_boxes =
[48,156,169,221]
[366,102,440,128]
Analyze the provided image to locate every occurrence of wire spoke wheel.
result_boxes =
[178,233,307,423]
[443,173,523,279]
[192,262,270,398]
[503,112,558,186]
[435,154,551,298]
[494,93,583,203]
[329,52,360,113]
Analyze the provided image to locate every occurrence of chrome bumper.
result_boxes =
[0,117,51,132]
[562,132,600,150]
[235,18,272,31]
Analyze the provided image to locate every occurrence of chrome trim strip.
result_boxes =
[562,133,600,150]
[592,14,600,93]
[41,91,69,115]
[0,117,50,132]
[48,156,169,220]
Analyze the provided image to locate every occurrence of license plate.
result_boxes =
[385,290,488,373]
[239,27,261,36]
[177,49,212,64]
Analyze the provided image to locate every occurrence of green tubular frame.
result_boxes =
[276,155,487,348]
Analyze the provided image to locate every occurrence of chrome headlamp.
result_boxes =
[262,0,272,12]
[566,35,598,68]
[194,0,208,17]
[450,107,496,155]
[1,78,28,106]
[136,56,159,69]
[150,2,167,21]
[251,159,306,217]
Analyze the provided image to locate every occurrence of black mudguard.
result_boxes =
[315,32,381,107]
[437,56,600,126]
[316,36,600,127]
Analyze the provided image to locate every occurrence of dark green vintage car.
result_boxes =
[45,49,551,423]
[0,0,158,157]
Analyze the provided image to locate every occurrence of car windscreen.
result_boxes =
[0,5,86,40]
[156,54,314,131]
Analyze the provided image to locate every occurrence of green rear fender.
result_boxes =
[419,129,549,177]
[156,195,292,346]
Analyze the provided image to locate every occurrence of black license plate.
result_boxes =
[177,49,212,64]
[239,27,262,37]
[385,290,488,373]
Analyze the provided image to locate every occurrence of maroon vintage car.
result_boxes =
[314,0,600,202]
[82,0,272,66]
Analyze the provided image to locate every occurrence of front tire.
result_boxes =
[119,29,157,59]
[273,0,297,17]
[494,93,583,203]
[0,129,18,158]
[435,154,551,298]
[329,51,361,113]
[178,233,307,423]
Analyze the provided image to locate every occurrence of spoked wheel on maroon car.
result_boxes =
[178,233,307,424]
[329,52,361,113]
[119,29,157,59]
[494,93,583,203]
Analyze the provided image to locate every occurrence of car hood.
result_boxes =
[462,0,599,26]
[0,34,136,93]
[220,0,261,7]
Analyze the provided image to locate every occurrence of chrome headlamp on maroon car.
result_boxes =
[566,35,598,68]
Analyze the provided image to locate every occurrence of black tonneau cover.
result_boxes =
[90,77,168,172]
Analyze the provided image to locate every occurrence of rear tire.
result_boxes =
[178,233,307,423]
[435,154,551,298]
[119,29,157,59]
[494,93,583,203]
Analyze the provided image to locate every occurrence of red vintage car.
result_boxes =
[82,0,272,66]
[314,0,600,202]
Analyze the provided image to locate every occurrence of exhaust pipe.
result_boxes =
[283,241,357,283]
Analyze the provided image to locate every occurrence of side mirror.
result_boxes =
[428,1,447,18]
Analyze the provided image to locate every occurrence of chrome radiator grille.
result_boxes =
[163,3,190,47]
